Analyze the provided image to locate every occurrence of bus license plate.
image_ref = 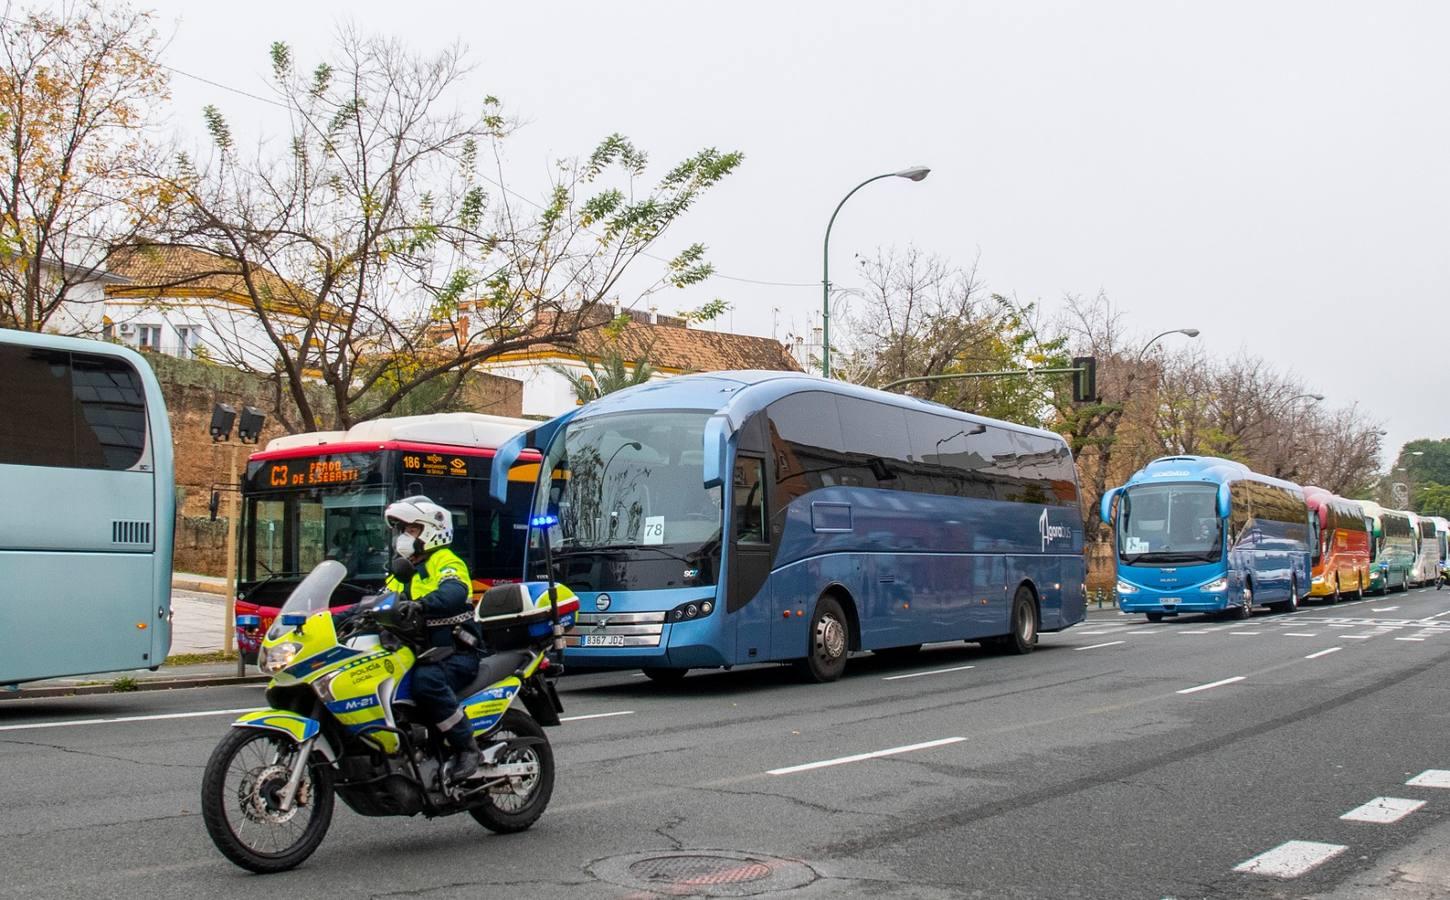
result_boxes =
[583,634,627,647]
[1161,598,1180,606]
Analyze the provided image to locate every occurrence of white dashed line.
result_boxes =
[1229,631,1261,636]
[1177,676,1246,695]
[1342,634,1375,639]
[1234,841,1347,878]
[1304,647,1342,660]
[883,665,976,681]
[560,710,635,723]
[1178,630,1212,635]
[768,737,966,776]
[1406,770,1450,788]
[1340,797,1425,824]
[1076,641,1125,651]
[1125,629,1159,635]
[1329,624,1355,629]
[1396,637,1426,642]
[0,707,258,732]
[1370,607,1399,612]
[1284,633,1318,637]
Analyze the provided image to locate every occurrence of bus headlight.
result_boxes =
[1202,578,1229,592]
[1312,575,1324,584]
[259,641,302,674]
[1115,580,1139,595]
[669,599,716,622]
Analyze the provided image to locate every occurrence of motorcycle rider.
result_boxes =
[383,495,484,781]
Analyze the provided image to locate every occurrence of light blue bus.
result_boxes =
[492,371,1085,682]
[0,329,175,684]
[1101,456,1311,621]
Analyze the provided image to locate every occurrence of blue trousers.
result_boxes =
[410,652,480,751]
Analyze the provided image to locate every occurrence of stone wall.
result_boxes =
[144,353,523,575]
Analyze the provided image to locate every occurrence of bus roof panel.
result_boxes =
[260,412,534,454]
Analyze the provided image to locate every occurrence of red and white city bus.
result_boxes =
[233,413,541,658]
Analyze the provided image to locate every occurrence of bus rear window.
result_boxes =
[0,345,147,470]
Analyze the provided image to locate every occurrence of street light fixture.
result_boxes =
[1136,328,1199,362]
[821,166,931,377]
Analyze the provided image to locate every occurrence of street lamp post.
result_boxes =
[1136,328,1200,363]
[821,166,930,378]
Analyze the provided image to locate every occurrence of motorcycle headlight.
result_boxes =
[259,641,303,674]
[1202,577,1229,592]
[1115,580,1139,595]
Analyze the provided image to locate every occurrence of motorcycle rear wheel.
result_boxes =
[469,709,555,834]
[201,728,334,873]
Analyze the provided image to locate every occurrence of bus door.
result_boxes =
[728,449,774,663]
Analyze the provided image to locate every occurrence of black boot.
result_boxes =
[445,720,480,781]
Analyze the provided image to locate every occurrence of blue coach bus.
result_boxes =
[1101,456,1311,621]
[0,329,175,684]
[491,371,1086,682]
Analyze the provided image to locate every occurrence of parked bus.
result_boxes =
[1359,501,1417,594]
[490,371,1086,683]
[0,328,174,684]
[1410,513,1440,587]
[1102,456,1311,621]
[234,413,539,658]
[1302,486,1371,603]
[1432,517,1450,587]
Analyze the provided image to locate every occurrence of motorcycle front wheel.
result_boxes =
[201,728,334,873]
[469,709,555,833]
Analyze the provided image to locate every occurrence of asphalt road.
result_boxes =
[5,587,1450,899]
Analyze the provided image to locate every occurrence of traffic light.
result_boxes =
[1072,356,1098,403]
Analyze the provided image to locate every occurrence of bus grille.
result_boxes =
[111,520,152,545]
[567,611,667,648]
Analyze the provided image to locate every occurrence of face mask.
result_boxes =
[395,533,423,558]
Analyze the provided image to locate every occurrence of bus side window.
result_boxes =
[733,458,767,544]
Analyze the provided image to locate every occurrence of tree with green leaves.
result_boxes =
[154,30,740,432]
[0,0,170,332]
[550,348,656,405]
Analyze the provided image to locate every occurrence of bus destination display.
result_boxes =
[259,456,366,488]
[401,452,474,478]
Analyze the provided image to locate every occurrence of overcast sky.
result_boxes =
[141,0,1448,460]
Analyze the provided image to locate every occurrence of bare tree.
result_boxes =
[157,31,740,432]
[0,0,170,332]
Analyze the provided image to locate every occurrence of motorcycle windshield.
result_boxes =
[268,560,347,639]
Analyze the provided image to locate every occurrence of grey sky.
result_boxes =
[143,0,1448,459]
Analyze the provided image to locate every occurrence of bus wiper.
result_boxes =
[556,544,695,564]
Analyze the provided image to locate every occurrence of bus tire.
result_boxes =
[641,667,688,683]
[795,595,849,683]
[1234,583,1254,620]
[1146,613,1164,623]
[1329,578,1341,605]
[1002,587,1038,655]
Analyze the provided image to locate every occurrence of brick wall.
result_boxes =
[144,354,523,575]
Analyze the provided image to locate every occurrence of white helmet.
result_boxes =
[385,495,453,556]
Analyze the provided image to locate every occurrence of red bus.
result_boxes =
[1302,485,1372,603]
[234,413,540,658]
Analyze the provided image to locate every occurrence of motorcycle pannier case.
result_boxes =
[475,582,578,651]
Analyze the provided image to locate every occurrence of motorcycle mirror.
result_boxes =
[389,556,416,583]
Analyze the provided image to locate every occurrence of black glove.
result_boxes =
[394,599,423,635]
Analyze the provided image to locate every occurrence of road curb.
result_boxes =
[1,673,268,701]
[172,575,227,596]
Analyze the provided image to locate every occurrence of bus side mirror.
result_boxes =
[702,415,730,489]
[208,490,221,522]
[1099,487,1119,524]
[1217,484,1232,519]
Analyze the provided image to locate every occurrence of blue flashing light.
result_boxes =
[235,615,261,628]
[530,514,559,528]
[279,612,308,627]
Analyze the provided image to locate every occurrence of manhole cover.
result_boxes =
[590,850,818,897]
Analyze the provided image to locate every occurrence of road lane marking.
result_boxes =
[1396,638,1426,642]
[883,665,976,681]
[1406,770,1450,788]
[1177,676,1245,695]
[1075,641,1125,651]
[1075,630,1120,636]
[1284,633,1318,637]
[1125,629,1159,635]
[1329,624,1355,628]
[1370,607,1399,612]
[0,707,258,732]
[559,710,635,723]
[1342,634,1375,639]
[1178,630,1212,635]
[1229,631,1261,636]
[1305,648,1343,659]
[1340,797,1425,824]
[768,737,966,776]
[1234,841,1347,878]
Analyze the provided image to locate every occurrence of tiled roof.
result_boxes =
[519,307,801,373]
[104,244,313,312]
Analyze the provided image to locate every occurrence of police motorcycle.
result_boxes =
[201,544,579,873]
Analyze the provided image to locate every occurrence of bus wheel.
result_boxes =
[641,667,688,684]
[1146,613,1165,624]
[1329,578,1341,604]
[796,595,849,683]
[1002,587,1039,655]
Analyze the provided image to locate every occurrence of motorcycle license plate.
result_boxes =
[583,634,627,647]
